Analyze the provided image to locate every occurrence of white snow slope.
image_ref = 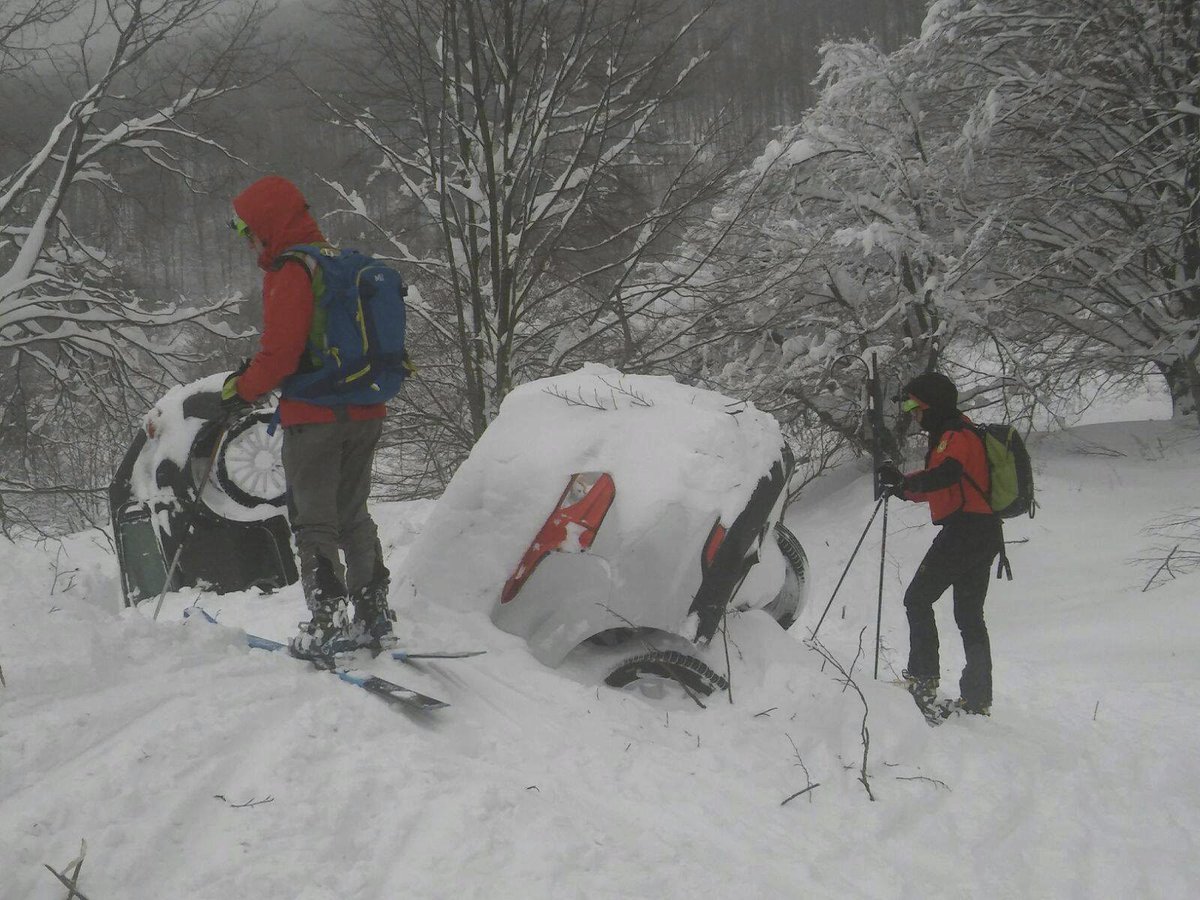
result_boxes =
[2,418,1198,900]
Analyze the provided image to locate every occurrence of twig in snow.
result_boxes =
[542,385,610,411]
[781,733,818,806]
[806,630,875,801]
[597,376,652,408]
[1142,544,1180,592]
[780,783,821,806]
[50,544,79,595]
[753,707,778,718]
[895,775,950,791]
[44,839,89,900]
[721,606,734,705]
[214,794,275,808]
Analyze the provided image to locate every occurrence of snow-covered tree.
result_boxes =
[658,36,1003,465]
[920,0,1200,423]
[0,0,268,532]
[677,0,1200,476]
[317,0,745,455]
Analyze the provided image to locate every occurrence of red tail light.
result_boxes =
[501,472,616,605]
[703,520,726,570]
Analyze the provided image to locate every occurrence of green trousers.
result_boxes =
[282,418,385,609]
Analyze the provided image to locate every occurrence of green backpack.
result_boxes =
[963,422,1035,581]
[969,424,1036,518]
[967,423,1036,519]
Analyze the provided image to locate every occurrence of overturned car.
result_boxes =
[400,365,809,697]
[109,374,297,606]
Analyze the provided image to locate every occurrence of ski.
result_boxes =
[309,657,448,711]
[184,607,449,711]
[392,649,487,662]
[320,633,486,662]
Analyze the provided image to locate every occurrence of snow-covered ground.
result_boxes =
[2,413,1198,899]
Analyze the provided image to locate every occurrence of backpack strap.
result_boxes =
[959,424,994,512]
[961,426,1013,580]
[995,524,1012,581]
[272,247,320,278]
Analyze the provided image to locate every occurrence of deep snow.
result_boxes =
[2,414,1198,900]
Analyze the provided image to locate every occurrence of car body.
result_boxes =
[108,374,297,606]
[402,365,809,695]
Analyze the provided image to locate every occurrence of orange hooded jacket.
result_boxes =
[231,176,386,427]
[901,418,992,523]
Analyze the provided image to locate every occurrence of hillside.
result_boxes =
[2,417,1198,899]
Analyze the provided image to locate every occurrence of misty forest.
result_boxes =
[2,0,1197,538]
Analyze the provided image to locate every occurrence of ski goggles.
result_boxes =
[229,215,252,238]
[900,396,926,413]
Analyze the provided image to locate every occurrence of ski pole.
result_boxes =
[151,425,227,622]
[873,493,889,679]
[809,495,885,641]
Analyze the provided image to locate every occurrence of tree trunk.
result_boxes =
[1158,357,1200,425]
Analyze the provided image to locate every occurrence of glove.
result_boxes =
[220,361,252,420]
[876,463,905,497]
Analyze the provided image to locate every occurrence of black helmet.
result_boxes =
[902,372,958,412]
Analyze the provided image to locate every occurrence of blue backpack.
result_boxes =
[278,244,411,406]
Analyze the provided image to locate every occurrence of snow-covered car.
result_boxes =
[108,374,297,606]
[400,365,809,696]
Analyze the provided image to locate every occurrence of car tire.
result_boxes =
[763,522,808,630]
[214,412,287,509]
[605,650,729,697]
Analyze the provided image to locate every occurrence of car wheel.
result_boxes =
[215,412,287,508]
[763,523,808,630]
[605,650,729,697]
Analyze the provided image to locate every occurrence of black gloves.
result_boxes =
[876,463,906,498]
[220,360,252,421]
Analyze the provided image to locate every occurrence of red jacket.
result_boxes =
[231,176,386,427]
[902,418,992,523]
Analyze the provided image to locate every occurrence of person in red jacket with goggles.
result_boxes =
[221,175,397,659]
[876,372,1002,716]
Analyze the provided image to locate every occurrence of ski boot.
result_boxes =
[351,565,398,653]
[901,670,943,722]
[288,595,351,660]
[945,697,991,718]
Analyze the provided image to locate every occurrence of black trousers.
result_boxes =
[903,514,1003,707]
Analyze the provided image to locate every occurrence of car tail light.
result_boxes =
[500,471,616,605]
[702,520,726,571]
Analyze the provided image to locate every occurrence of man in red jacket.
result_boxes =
[876,372,1002,716]
[221,175,397,658]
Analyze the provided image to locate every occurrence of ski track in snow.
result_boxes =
[2,419,1199,898]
